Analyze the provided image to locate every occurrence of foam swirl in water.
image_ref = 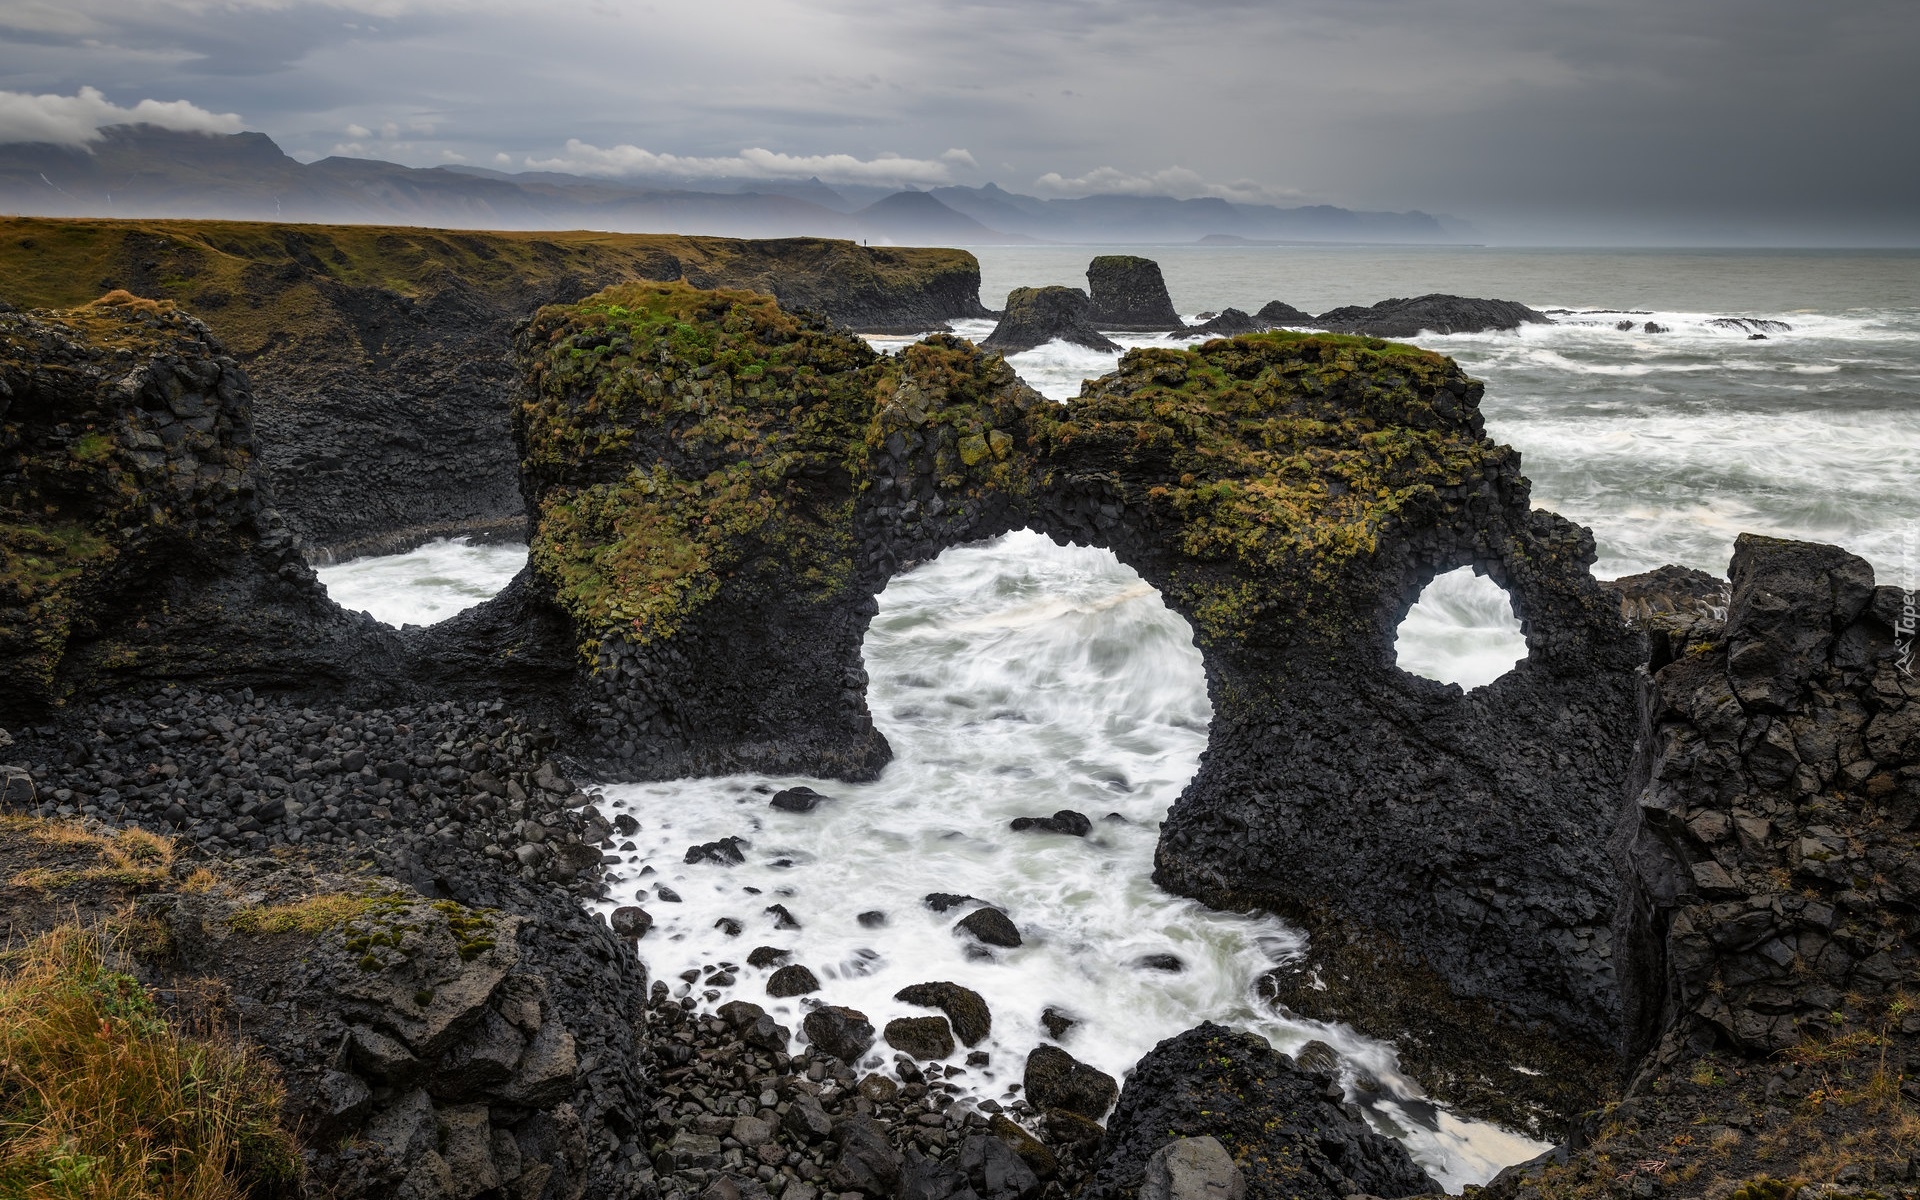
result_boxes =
[594,530,1546,1189]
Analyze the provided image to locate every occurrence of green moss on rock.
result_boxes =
[518,282,881,655]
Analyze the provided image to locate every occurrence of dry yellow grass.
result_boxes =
[225,893,371,936]
[6,825,175,892]
[0,925,299,1198]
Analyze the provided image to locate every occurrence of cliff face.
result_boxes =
[0,292,394,723]
[512,286,1640,1066]
[0,219,989,556]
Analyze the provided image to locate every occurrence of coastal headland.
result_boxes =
[0,221,1913,1200]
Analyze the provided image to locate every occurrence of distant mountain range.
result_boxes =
[0,125,1472,245]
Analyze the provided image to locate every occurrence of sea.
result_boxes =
[315,246,1920,1190]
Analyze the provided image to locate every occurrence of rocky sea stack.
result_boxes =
[1084,256,1186,332]
[980,286,1121,355]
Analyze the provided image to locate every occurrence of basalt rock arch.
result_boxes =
[507,282,1646,1059]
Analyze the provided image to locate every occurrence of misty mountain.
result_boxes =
[0,125,1463,244]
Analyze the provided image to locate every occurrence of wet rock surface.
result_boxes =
[1082,1023,1436,1200]
[1312,294,1547,337]
[637,982,1105,1200]
[1085,256,1186,332]
[980,287,1121,355]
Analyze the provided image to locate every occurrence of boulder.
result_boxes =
[979,287,1120,355]
[1023,1044,1117,1119]
[1008,809,1091,836]
[1086,255,1186,331]
[829,1115,903,1195]
[955,907,1022,948]
[766,964,820,998]
[1313,294,1547,337]
[783,1094,835,1143]
[746,946,789,968]
[685,836,749,866]
[1081,1023,1435,1200]
[958,1132,1042,1200]
[1139,1137,1245,1200]
[894,981,992,1046]
[803,1005,876,1063]
[770,785,830,812]
[609,906,652,942]
[884,1015,956,1060]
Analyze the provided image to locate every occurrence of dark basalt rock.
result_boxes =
[766,963,821,997]
[770,785,830,812]
[1009,809,1092,836]
[1086,255,1187,331]
[747,945,790,968]
[1708,317,1792,334]
[980,286,1121,355]
[1601,564,1728,626]
[803,1004,877,1063]
[1314,293,1548,337]
[956,906,1023,948]
[685,835,750,865]
[1083,1024,1436,1200]
[884,1015,956,1060]
[1615,533,1914,1062]
[895,981,993,1046]
[1255,299,1314,326]
[1177,308,1267,338]
[926,893,986,913]
[1023,1043,1118,1120]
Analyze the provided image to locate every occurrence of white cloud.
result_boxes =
[521,139,972,186]
[0,85,243,147]
[344,122,371,137]
[1033,165,1304,205]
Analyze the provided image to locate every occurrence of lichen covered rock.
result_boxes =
[0,292,389,721]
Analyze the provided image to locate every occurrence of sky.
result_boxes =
[0,0,1916,243]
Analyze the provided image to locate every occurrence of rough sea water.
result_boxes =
[317,248,1920,1191]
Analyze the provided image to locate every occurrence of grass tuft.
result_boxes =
[0,924,301,1198]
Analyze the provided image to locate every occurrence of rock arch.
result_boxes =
[504,282,1646,1053]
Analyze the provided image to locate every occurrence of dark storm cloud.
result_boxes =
[0,0,1912,241]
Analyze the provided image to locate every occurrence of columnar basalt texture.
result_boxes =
[1085,255,1186,331]
[0,293,397,724]
[0,218,991,555]
[1615,534,1916,1064]
[516,286,1642,1050]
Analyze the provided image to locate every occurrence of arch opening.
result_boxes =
[313,535,527,628]
[1394,565,1530,690]
[587,528,1549,1187]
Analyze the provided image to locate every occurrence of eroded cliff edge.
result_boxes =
[0,217,990,557]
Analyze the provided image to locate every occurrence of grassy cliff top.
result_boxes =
[0,216,985,362]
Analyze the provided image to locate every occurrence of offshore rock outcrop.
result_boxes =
[1085,255,1186,331]
[0,218,991,556]
[980,286,1121,355]
[514,284,1640,1072]
[1314,294,1547,337]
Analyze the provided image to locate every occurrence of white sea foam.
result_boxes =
[314,537,527,627]
[1395,568,1529,690]
[592,531,1546,1191]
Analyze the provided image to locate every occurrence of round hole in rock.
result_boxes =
[312,536,527,627]
[589,530,1549,1187]
[1395,566,1529,689]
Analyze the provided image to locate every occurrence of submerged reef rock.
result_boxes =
[1086,255,1187,331]
[0,217,990,556]
[1255,299,1315,326]
[980,286,1122,355]
[1083,1023,1436,1200]
[1314,293,1547,337]
[0,293,394,722]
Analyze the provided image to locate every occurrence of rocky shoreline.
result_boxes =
[4,232,1916,1200]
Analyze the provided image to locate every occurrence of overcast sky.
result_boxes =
[1,0,1915,242]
